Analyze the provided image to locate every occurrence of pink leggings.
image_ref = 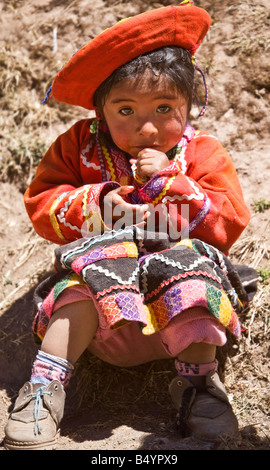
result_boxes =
[52,285,227,368]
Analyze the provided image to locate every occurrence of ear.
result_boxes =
[93,106,110,134]
[94,106,103,121]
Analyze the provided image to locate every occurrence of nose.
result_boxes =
[137,120,158,137]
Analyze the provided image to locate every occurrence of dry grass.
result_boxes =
[0,43,56,189]
[224,2,270,56]
[230,234,270,269]
[0,227,55,311]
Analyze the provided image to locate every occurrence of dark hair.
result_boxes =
[93,46,195,114]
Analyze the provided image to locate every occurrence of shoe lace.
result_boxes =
[26,387,52,435]
[177,387,195,437]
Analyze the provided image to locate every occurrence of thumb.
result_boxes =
[118,185,134,194]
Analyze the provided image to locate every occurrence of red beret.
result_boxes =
[51,2,211,110]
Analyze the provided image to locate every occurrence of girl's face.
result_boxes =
[102,73,188,158]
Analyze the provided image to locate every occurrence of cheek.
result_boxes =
[165,106,188,139]
[102,108,126,149]
[105,117,132,151]
[163,119,185,142]
[108,123,129,150]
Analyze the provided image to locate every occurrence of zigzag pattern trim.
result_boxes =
[102,142,117,181]
[140,251,222,293]
[144,270,222,301]
[49,194,67,240]
[175,142,188,175]
[140,252,207,293]
[80,142,94,167]
[152,176,176,206]
[82,185,92,218]
[81,263,140,285]
[162,180,204,203]
[95,283,140,299]
[60,226,135,266]
[57,187,86,233]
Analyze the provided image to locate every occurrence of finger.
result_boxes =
[112,203,149,224]
[143,210,151,220]
[126,203,149,213]
[117,185,134,192]
[137,148,156,158]
[117,186,135,195]
[138,204,149,213]
[112,199,148,212]
[111,186,134,203]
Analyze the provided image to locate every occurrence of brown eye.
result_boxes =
[157,105,171,114]
[119,107,133,116]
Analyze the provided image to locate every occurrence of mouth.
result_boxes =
[135,144,161,150]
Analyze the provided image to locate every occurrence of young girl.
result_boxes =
[4,2,251,450]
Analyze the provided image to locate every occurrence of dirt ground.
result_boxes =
[0,0,269,451]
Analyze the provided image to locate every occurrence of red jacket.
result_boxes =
[24,119,250,252]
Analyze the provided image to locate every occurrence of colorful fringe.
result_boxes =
[32,227,249,343]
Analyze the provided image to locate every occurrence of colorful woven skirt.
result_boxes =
[32,226,249,344]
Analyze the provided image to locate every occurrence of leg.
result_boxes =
[41,299,98,364]
[175,342,218,388]
[4,299,98,450]
[170,341,239,443]
[177,342,216,364]
[161,312,239,443]
[30,299,98,386]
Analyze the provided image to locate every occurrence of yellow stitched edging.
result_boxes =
[102,142,117,181]
[194,130,201,137]
[122,241,138,257]
[152,175,176,206]
[81,210,106,237]
[217,291,232,327]
[174,239,193,250]
[82,185,91,219]
[49,198,65,240]
[141,304,159,335]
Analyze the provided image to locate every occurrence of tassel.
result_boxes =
[42,85,53,105]
[195,63,209,118]
[89,118,98,134]
[94,114,108,182]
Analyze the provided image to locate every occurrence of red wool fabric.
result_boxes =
[51,3,211,109]
[24,119,250,253]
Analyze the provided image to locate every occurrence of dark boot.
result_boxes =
[169,370,239,443]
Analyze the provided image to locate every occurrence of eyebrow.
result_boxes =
[110,98,136,104]
[110,94,179,104]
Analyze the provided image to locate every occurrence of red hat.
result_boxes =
[50,1,211,110]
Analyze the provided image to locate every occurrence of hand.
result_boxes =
[102,186,149,227]
[130,148,170,181]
